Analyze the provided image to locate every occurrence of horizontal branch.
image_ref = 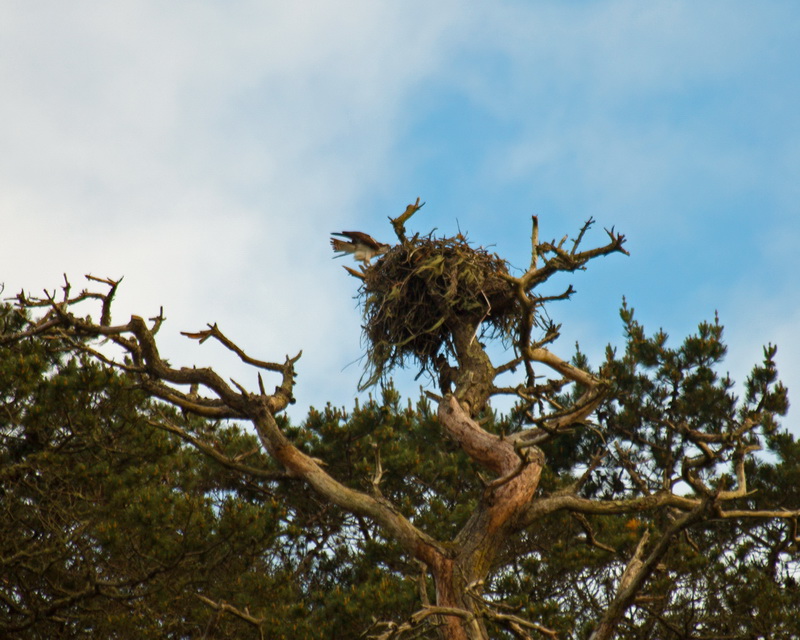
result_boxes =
[140,379,243,419]
[715,508,800,519]
[520,491,700,529]
[522,346,602,388]
[194,594,265,629]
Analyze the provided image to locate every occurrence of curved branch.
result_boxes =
[520,491,701,529]
[148,416,292,481]
[438,394,518,475]
[250,408,446,566]
[522,346,602,388]
[181,323,299,374]
[194,594,265,631]
[390,197,425,242]
[8,276,450,573]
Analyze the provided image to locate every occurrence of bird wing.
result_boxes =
[331,231,383,250]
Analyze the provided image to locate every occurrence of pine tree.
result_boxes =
[1,205,797,639]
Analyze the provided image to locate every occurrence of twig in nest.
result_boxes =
[470,290,492,346]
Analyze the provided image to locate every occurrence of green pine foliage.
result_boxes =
[480,301,798,639]
[0,305,280,638]
[2,294,798,638]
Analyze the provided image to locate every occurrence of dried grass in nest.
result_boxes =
[358,235,517,388]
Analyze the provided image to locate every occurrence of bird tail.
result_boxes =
[330,238,350,257]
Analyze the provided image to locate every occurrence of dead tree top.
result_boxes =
[356,201,629,398]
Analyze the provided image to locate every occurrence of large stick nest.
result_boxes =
[358,234,517,388]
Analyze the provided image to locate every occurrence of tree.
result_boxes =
[0,302,309,638]
[1,202,797,639]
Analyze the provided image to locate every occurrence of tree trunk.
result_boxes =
[433,395,545,639]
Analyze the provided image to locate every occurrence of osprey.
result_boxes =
[330,231,390,265]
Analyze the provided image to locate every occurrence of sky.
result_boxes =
[2,1,798,431]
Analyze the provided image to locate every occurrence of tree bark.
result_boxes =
[432,395,545,639]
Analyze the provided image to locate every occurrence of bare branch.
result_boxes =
[366,604,473,640]
[148,416,292,481]
[521,491,701,529]
[344,265,366,279]
[250,409,446,567]
[84,274,122,325]
[465,582,558,639]
[371,443,385,496]
[571,217,595,255]
[715,508,800,520]
[522,346,602,388]
[438,395,519,475]
[573,512,616,554]
[181,322,299,374]
[390,197,426,242]
[529,215,539,271]
[6,275,445,572]
[195,594,265,636]
[617,529,650,593]
[589,498,712,640]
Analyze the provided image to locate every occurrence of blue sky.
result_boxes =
[2,1,798,429]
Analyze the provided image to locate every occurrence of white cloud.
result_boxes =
[0,1,470,416]
[1,1,798,425]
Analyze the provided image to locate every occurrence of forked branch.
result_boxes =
[515,218,628,293]
[390,197,426,242]
[7,275,448,576]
